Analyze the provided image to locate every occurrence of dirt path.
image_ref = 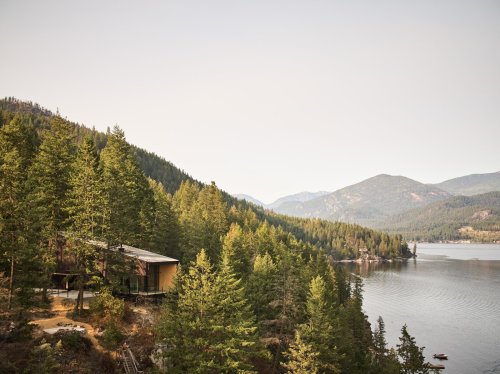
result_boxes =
[30,296,103,351]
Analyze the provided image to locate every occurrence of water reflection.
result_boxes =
[348,259,412,277]
[343,244,500,374]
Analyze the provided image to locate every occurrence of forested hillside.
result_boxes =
[1,98,424,373]
[0,97,409,261]
[377,192,500,242]
[433,172,500,196]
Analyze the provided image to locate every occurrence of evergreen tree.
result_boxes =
[146,179,179,257]
[373,316,388,364]
[397,324,428,374]
[66,137,104,314]
[282,331,320,374]
[197,181,228,261]
[298,275,340,373]
[372,316,401,373]
[0,116,37,309]
[157,249,216,372]
[100,126,149,247]
[269,247,306,371]
[29,116,76,299]
[220,223,253,279]
[246,252,277,322]
[336,276,371,374]
[157,249,262,372]
[210,247,263,372]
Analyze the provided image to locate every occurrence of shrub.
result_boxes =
[90,288,125,321]
[101,321,125,351]
[27,339,60,373]
[57,331,91,352]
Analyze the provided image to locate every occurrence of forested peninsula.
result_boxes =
[0,98,428,373]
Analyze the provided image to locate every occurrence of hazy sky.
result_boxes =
[1,1,499,203]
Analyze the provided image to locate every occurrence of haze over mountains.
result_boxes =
[237,172,500,239]
[235,191,329,209]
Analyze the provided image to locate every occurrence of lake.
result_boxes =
[351,243,500,374]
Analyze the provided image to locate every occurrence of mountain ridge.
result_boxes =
[376,191,500,241]
[271,174,452,226]
[433,171,500,196]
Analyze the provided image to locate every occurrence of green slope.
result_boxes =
[376,192,500,242]
[0,97,197,194]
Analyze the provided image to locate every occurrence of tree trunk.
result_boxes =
[74,273,84,315]
[7,254,15,310]
[42,285,48,303]
[79,275,84,314]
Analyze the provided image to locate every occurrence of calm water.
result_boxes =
[351,243,500,374]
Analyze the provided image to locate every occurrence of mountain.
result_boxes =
[267,191,330,210]
[234,191,330,209]
[376,191,500,242]
[234,194,265,207]
[272,174,452,226]
[433,171,500,196]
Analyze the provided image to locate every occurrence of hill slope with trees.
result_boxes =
[433,172,500,196]
[376,192,500,242]
[0,98,427,373]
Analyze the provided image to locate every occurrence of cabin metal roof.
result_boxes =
[86,239,179,264]
[110,244,179,263]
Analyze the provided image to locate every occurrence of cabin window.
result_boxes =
[147,263,160,292]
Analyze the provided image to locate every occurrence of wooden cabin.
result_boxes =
[110,244,179,294]
[52,236,179,295]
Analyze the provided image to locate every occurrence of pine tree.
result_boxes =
[145,179,180,257]
[397,324,428,374]
[246,252,277,322]
[172,180,203,263]
[282,331,320,374]
[269,247,306,371]
[100,126,149,247]
[157,249,263,372]
[336,275,372,374]
[197,182,228,261]
[157,249,217,372]
[66,136,104,314]
[0,115,37,309]
[29,115,76,300]
[372,315,402,373]
[209,247,263,372]
[220,223,253,279]
[298,275,340,373]
[373,316,388,363]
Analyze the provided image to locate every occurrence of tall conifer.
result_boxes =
[66,136,104,313]
[0,116,37,309]
[29,116,76,299]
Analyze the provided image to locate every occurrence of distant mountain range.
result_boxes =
[237,171,500,240]
[270,175,452,226]
[235,191,329,209]
[234,194,266,207]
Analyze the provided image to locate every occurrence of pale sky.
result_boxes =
[1,0,499,203]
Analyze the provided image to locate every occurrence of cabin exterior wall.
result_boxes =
[159,263,178,291]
